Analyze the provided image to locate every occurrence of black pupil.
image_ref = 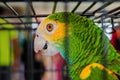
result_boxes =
[48,25,52,29]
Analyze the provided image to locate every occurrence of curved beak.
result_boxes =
[34,34,47,54]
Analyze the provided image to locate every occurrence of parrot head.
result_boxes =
[34,12,67,57]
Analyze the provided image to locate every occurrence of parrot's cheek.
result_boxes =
[41,43,59,56]
[34,34,59,56]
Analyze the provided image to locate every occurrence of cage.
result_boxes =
[0,0,120,80]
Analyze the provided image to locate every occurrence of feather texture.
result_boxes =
[34,12,120,80]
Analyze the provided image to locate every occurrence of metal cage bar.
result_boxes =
[82,1,97,14]
[92,1,114,14]
[94,6,120,20]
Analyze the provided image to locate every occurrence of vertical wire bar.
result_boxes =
[51,2,58,80]
[71,1,81,13]
[64,1,69,80]
[25,0,34,80]
[52,2,57,14]
[111,18,116,33]
[29,2,39,24]
[101,11,109,80]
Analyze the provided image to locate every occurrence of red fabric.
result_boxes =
[110,31,117,49]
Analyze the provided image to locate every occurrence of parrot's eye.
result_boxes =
[46,23,54,32]
[45,22,56,34]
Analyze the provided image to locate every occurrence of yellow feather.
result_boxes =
[37,19,66,43]
[80,63,118,79]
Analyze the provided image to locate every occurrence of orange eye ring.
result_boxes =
[46,23,54,32]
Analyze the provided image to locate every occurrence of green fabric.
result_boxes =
[0,18,18,66]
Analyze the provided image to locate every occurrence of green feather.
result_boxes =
[46,12,120,80]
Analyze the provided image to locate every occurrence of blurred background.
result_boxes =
[0,0,120,80]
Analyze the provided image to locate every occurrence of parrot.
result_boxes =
[34,12,120,80]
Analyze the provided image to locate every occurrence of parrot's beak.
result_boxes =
[34,33,47,54]
[34,33,59,56]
